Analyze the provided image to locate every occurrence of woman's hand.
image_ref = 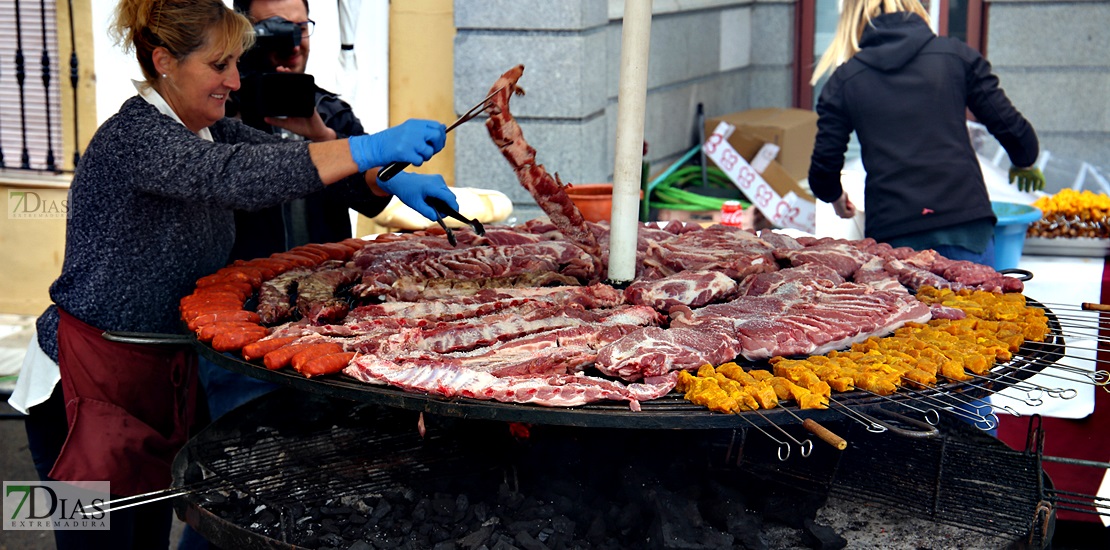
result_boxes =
[376,171,459,222]
[264,110,337,142]
[833,192,856,219]
[348,120,447,172]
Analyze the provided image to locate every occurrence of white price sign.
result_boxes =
[703,122,815,233]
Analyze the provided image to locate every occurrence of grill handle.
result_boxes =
[858,407,940,439]
[998,268,1033,281]
[102,331,195,346]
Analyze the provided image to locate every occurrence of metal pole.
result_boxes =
[606,0,652,284]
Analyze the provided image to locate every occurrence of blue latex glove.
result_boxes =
[377,171,460,222]
[348,119,447,172]
[1008,166,1046,193]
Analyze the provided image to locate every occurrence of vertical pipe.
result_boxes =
[607,0,653,284]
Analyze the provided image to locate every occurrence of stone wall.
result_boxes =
[986,0,1110,192]
[453,0,796,219]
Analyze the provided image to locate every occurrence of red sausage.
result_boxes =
[299,352,356,378]
[241,336,300,363]
[263,343,315,371]
[197,321,263,342]
[187,310,261,332]
[291,343,346,373]
[212,327,268,352]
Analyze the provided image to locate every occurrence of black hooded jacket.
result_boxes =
[808,12,1038,243]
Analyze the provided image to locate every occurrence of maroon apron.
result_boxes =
[51,308,197,497]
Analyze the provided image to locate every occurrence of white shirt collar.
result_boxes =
[133,80,214,142]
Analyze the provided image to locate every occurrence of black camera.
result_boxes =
[231,17,315,122]
[251,17,302,56]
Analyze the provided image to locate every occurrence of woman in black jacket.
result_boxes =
[808,0,1044,266]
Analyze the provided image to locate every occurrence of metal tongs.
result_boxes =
[377,86,505,182]
[428,196,485,247]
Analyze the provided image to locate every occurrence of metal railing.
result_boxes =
[0,0,76,175]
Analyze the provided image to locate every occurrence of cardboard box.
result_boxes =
[712,130,815,204]
[705,107,818,183]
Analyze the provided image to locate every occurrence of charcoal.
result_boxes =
[550,515,575,535]
[412,499,430,522]
[454,494,471,522]
[322,506,355,516]
[432,541,457,550]
[320,533,345,547]
[650,492,733,549]
[349,512,369,526]
[370,499,393,523]
[800,518,846,550]
[348,542,373,550]
[490,534,522,550]
[514,530,550,550]
[458,525,494,549]
[507,519,550,536]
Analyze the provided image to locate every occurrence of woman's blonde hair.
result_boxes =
[810,0,931,85]
[111,0,254,84]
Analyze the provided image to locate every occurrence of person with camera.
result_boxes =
[229,0,372,264]
[9,1,456,547]
[186,0,372,434]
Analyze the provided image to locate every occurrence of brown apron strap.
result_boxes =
[51,308,197,497]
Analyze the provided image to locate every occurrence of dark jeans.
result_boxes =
[23,385,174,549]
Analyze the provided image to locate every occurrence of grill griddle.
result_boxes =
[193,299,1065,430]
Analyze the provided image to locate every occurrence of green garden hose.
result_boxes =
[648,165,750,213]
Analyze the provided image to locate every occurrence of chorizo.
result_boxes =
[197,321,263,342]
[291,343,346,373]
[211,327,268,352]
[263,343,315,370]
[241,336,299,363]
[187,310,261,331]
[299,352,355,378]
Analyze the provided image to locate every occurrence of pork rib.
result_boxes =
[485,64,603,274]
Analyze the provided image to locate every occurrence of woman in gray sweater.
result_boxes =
[12,1,456,547]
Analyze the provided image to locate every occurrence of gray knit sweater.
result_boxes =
[37,96,355,361]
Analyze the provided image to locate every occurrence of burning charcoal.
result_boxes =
[800,518,846,550]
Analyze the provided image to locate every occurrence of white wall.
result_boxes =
[90,0,389,132]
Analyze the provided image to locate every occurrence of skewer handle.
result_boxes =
[1081,302,1110,312]
[802,418,848,450]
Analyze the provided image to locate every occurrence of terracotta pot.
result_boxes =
[566,183,641,223]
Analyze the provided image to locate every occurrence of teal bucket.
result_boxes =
[991,201,1042,271]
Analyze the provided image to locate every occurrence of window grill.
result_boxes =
[0,0,72,174]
